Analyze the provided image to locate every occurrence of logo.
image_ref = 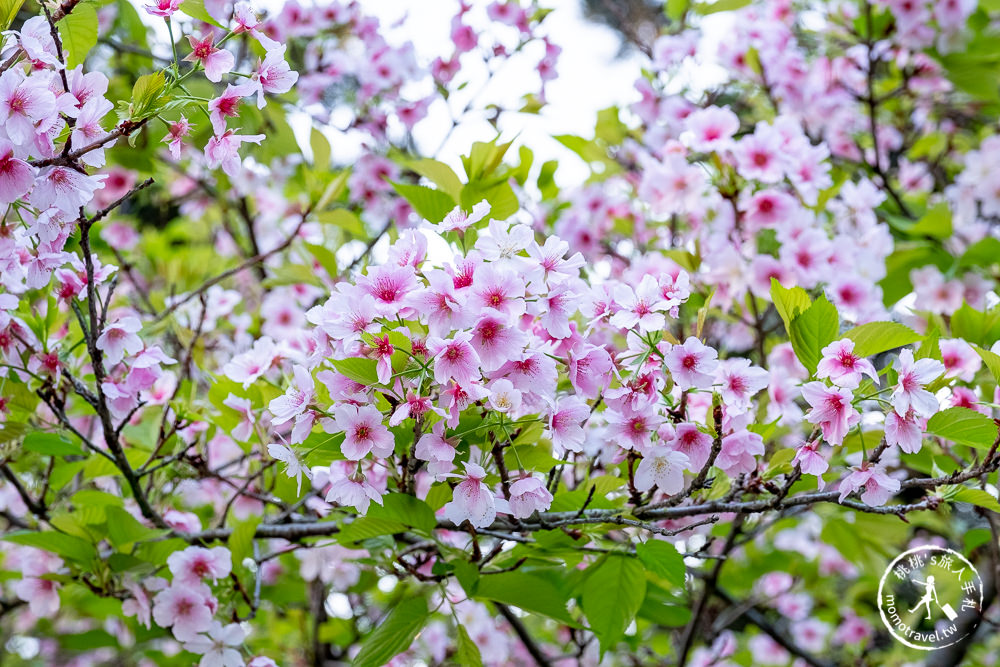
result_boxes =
[877,545,984,650]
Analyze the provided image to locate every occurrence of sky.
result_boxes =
[353,0,647,185]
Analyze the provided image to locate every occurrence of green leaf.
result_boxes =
[130,71,166,121]
[391,182,456,223]
[462,139,513,182]
[338,517,405,544]
[951,302,1000,347]
[316,208,364,237]
[305,242,338,278]
[582,554,646,651]
[407,159,464,201]
[454,625,484,667]
[314,170,351,211]
[229,516,261,567]
[22,432,83,456]
[769,278,811,331]
[906,202,952,239]
[788,295,839,375]
[367,494,436,534]
[959,237,1000,269]
[352,595,428,667]
[975,345,1000,383]
[105,506,163,548]
[696,0,752,14]
[58,1,98,69]
[926,407,998,450]
[950,487,1000,513]
[179,0,225,28]
[332,358,379,386]
[0,0,25,31]
[4,530,97,564]
[0,421,28,444]
[460,180,518,221]
[475,570,575,624]
[636,540,685,588]
[310,128,331,169]
[843,321,922,357]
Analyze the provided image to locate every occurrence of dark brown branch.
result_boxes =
[495,602,553,667]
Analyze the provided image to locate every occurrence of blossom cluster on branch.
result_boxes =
[1,0,1000,665]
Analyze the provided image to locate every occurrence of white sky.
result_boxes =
[349,0,646,185]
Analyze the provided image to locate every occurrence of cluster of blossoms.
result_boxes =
[2,0,1000,664]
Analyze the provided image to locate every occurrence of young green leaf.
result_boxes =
[926,407,998,450]
[352,595,428,667]
[788,295,839,375]
[843,321,922,357]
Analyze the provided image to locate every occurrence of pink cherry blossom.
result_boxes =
[0,71,56,144]
[269,365,315,425]
[12,16,61,67]
[683,105,739,152]
[0,138,34,205]
[567,344,614,399]
[163,115,191,159]
[939,338,981,382]
[884,408,924,454]
[792,441,829,480]
[13,574,61,617]
[672,422,712,470]
[268,442,312,494]
[30,166,105,214]
[96,316,143,366]
[508,476,553,518]
[469,313,527,372]
[436,200,490,232]
[665,337,719,391]
[222,394,255,442]
[717,430,765,476]
[891,349,944,418]
[634,447,690,493]
[205,131,265,178]
[487,378,522,414]
[223,337,280,388]
[606,405,664,452]
[816,339,878,389]
[428,331,481,386]
[233,1,280,50]
[251,46,299,108]
[167,547,232,587]
[334,403,394,459]
[414,423,457,476]
[609,274,668,333]
[546,396,590,454]
[152,584,215,641]
[208,84,254,135]
[442,462,498,528]
[183,621,246,667]
[144,0,181,16]
[801,382,860,445]
[715,358,768,413]
[325,469,384,514]
[838,463,900,506]
[185,35,235,83]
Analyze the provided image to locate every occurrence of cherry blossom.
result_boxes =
[96,316,143,366]
[665,337,719,390]
[183,621,246,667]
[838,464,901,506]
[891,349,945,418]
[442,462,499,528]
[801,382,860,446]
[167,547,232,587]
[508,476,554,518]
[634,447,689,493]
